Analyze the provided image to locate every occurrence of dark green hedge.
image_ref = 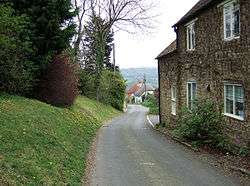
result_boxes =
[78,70,126,111]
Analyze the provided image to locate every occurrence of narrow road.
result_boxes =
[90,105,239,186]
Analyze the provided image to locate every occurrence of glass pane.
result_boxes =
[225,14,232,38]
[225,85,233,99]
[225,85,234,114]
[226,98,234,114]
[191,27,195,49]
[192,83,197,100]
[172,86,176,100]
[188,83,192,109]
[187,28,191,49]
[233,9,240,36]
[235,86,244,117]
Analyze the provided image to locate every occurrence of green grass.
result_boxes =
[0,94,120,185]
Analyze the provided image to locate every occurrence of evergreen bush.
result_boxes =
[78,70,126,111]
[174,99,225,146]
[0,5,36,95]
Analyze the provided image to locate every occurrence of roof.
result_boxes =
[156,40,177,59]
[173,0,219,27]
[134,83,155,97]
[126,82,142,95]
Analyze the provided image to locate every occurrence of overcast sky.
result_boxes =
[115,0,199,69]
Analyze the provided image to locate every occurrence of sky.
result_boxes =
[115,0,199,69]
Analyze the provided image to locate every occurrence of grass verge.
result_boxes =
[0,94,120,185]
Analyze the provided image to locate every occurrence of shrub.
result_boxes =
[78,70,96,99]
[37,54,78,107]
[78,70,126,111]
[174,99,225,146]
[0,5,36,95]
[99,71,126,111]
[142,94,159,114]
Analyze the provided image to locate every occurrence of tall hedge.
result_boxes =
[100,71,126,111]
[37,54,78,107]
[78,70,126,110]
[0,5,36,95]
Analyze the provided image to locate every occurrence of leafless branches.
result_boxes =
[73,0,158,60]
[94,0,157,33]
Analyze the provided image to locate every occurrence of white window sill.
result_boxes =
[224,36,240,42]
[223,113,244,121]
[187,49,195,52]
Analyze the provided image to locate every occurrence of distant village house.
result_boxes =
[126,80,155,104]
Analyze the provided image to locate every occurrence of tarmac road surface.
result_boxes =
[90,105,239,186]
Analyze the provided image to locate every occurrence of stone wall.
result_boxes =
[158,0,250,147]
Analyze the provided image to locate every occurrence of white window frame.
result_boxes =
[186,21,195,51]
[187,82,197,109]
[223,0,240,40]
[171,86,177,115]
[224,83,244,121]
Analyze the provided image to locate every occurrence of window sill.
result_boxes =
[186,49,195,52]
[224,36,240,42]
[223,113,244,121]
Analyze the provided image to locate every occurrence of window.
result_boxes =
[224,84,244,120]
[187,82,197,109]
[171,86,177,115]
[186,22,195,50]
[223,0,240,40]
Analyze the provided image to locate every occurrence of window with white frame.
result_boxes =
[171,86,177,115]
[224,84,244,120]
[223,0,240,40]
[186,22,195,50]
[187,82,197,109]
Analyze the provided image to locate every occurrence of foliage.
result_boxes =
[99,71,126,111]
[0,94,119,185]
[36,54,78,107]
[0,5,36,95]
[81,14,119,100]
[82,15,114,71]
[78,70,126,111]
[174,99,225,147]
[78,69,96,98]
[238,146,249,157]
[142,94,159,114]
[9,0,76,70]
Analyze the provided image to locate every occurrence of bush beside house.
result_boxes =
[142,94,159,115]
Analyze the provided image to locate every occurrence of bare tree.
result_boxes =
[72,0,92,57]
[73,0,157,59]
[99,0,157,32]
[74,0,157,100]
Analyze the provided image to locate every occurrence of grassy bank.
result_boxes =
[0,94,119,185]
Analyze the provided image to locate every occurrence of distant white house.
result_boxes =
[126,81,155,104]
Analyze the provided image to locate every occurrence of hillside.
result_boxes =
[121,67,158,88]
[0,94,119,185]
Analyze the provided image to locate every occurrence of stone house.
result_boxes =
[156,0,250,147]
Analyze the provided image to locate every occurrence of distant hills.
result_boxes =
[121,67,158,88]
